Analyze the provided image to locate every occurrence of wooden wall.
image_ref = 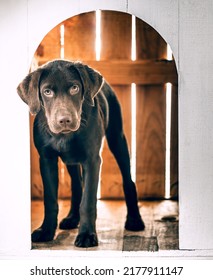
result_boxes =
[31,11,178,200]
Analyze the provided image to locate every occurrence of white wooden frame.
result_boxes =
[0,0,213,257]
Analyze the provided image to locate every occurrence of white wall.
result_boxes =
[178,1,213,249]
[0,0,213,256]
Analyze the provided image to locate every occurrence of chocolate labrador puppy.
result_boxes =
[17,60,145,247]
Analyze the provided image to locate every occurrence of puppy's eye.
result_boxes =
[70,85,79,95]
[43,89,54,97]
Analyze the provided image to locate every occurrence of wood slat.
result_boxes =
[101,12,132,60]
[38,59,177,85]
[136,18,167,60]
[99,11,132,199]
[84,60,177,85]
[135,17,168,199]
[101,85,132,199]
[136,85,166,199]
[63,12,96,61]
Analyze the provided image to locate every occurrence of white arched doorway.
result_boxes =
[29,10,178,252]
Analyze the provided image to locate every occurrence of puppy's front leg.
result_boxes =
[74,156,101,248]
[32,156,59,242]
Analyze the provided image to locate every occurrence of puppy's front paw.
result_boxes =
[125,216,145,231]
[32,227,55,242]
[74,232,98,248]
[59,214,80,230]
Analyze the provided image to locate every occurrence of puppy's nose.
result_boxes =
[58,115,72,126]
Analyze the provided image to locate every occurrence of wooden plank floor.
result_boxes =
[31,200,179,251]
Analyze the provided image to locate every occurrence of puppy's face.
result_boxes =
[17,60,104,135]
[39,68,83,134]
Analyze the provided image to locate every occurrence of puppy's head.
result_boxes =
[17,60,104,134]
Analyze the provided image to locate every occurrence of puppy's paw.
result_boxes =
[125,216,145,231]
[74,232,98,248]
[59,215,80,230]
[31,227,55,242]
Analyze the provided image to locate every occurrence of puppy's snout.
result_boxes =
[54,111,80,133]
[51,109,80,133]
[58,115,72,126]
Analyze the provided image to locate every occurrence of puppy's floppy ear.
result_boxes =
[73,62,104,106]
[17,69,42,115]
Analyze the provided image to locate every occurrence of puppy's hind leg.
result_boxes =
[59,164,82,230]
[106,96,145,231]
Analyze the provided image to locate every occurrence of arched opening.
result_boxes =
[30,11,178,250]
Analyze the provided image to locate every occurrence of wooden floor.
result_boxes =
[31,199,179,251]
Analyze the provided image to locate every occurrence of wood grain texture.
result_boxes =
[83,60,177,85]
[64,12,96,61]
[135,18,167,199]
[99,11,132,199]
[136,85,166,198]
[101,85,132,199]
[38,59,177,85]
[136,18,167,60]
[101,11,132,60]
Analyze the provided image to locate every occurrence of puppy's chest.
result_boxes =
[60,148,86,165]
[50,137,86,164]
